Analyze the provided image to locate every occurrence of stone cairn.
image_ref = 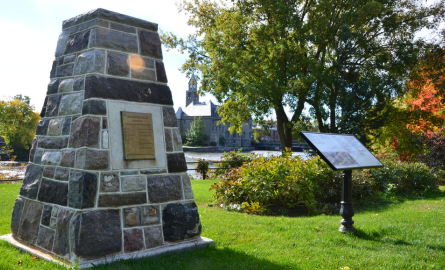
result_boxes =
[6,8,212,266]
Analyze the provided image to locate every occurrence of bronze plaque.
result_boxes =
[121,112,155,160]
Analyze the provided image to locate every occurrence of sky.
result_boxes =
[0,0,214,112]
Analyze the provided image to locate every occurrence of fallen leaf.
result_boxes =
[32,257,36,260]
[18,260,22,266]
[342,267,351,270]
[306,257,311,260]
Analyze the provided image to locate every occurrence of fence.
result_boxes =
[0,162,27,182]
[186,160,247,180]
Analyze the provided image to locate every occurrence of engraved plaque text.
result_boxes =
[121,111,155,160]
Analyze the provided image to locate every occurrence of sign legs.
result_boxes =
[339,170,355,233]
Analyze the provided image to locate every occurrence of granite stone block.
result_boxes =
[75,149,109,170]
[120,171,138,176]
[60,149,75,167]
[107,51,129,77]
[11,197,25,237]
[55,167,70,181]
[68,171,98,209]
[70,209,122,259]
[50,60,57,78]
[38,178,68,206]
[131,67,156,81]
[41,205,53,226]
[74,49,105,75]
[45,94,62,117]
[102,130,108,148]
[147,175,182,203]
[167,153,187,173]
[172,129,183,151]
[48,118,64,136]
[98,193,147,207]
[29,138,37,162]
[141,205,160,226]
[85,75,173,105]
[36,226,55,251]
[140,169,167,175]
[165,129,172,152]
[123,207,140,227]
[73,76,85,90]
[34,149,44,164]
[156,61,168,83]
[121,176,146,192]
[110,23,136,34]
[90,28,138,53]
[69,117,100,148]
[36,119,49,135]
[182,174,194,199]
[55,31,69,57]
[40,97,48,117]
[56,64,74,77]
[144,226,163,248]
[62,117,72,135]
[50,218,57,229]
[162,202,201,242]
[17,200,43,244]
[43,167,55,178]
[124,229,144,253]
[138,30,162,59]
[47,79,60,95]
[58,78,74,93]
[82,99,107,115]
[41,151,61,166]
[64,30,90,54]
[69,19,109,34]
[37,137,68,149]
[102,117,107,129]
[53,208,74,257]
[51,206,59,217]
[100,172,119,192]
[63,54,76,64]
[58,57,64,65]
[59,93,83,115]
[163,107,178,127]
[19,164,43,199]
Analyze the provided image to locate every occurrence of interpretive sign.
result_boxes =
[300,131,383,171]
[121,111,155,160]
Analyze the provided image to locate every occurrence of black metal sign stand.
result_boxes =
[339,170,354,233]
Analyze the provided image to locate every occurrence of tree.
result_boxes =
[0,96,40,159]
[162,0,444,150]
[186,116,208,146]
[218,134,226,146]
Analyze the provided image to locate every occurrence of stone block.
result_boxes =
[64,30,90,54]
[131,67,156,81]
[147,175,182,203]
[141,205,160,226]
[167,153,187,173]
[102,130,108,149]
[144,226,163,249]
[55,168,70,181]
[140,169,167,175]
[37,136,68,149]
[110,23,136,34]
[41,205,53,226]
[40,97,48,117]
[51,206,59,217]
[107,51,129,77]
[74,49,105,75]
[43,167,55,178]
[62,8,157,32]
[69,19,109,34]
[50,218,57,229]
[120,171,138,175]
[162,202,201,242]
[59,93,83,115]
[55,31,69,57]
[53,208,74,257]
[70,210,122,259]
[124,229,144,253]
[50,60,57,78]
[172,129,183,151]
[38,178,68,206]
[62,117,72,135]
[60,149,75,167]
[63,54,76,64]
[182,174,194,200]
[56,64,74,77]
[48,118,64,136]
[165,129,172,152]
[138,30,162,59]
[73,76,85,91]
[90,28,138,53]
[29,138,37,162]
[36,119,49,135]
[123,207,140,227]
[19,164,43,199]
[75,149,109,170]
[58,57,64,65]
[34,149,44,164]
[100,172,119,192]
[102,117,107,129]
[163,107,178,127]
[156,61,168,83]
[68,171,98,209]
[85,75,173,105]
[98,193,147,207]
[82,99,107,115]
[17,200,43,244]
[47,79,60,95]
[45,94,62,117]
[58,78,74,93]
[41,151,61,166]
[36,226,55,251]
[121,176,146,192]
[69,117,100,148]
[11,197,25,237]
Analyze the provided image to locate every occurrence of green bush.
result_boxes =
[212,150,254,178]
[210,141,217,146]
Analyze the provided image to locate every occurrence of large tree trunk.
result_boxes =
[275,106,293,153]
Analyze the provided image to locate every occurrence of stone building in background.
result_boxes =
[175,75,253,147]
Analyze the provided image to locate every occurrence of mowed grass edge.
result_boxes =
[0,181,444,269]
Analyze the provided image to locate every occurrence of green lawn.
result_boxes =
[1,181,445,269]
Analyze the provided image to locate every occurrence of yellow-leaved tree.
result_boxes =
[0,95,40,160]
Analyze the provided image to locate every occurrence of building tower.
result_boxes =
[185,74,199,107]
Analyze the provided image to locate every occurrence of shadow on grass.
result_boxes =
[91,246,295,270]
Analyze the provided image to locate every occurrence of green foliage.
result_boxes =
[0,96,40,159]
[212,150,253,178]
[196,158,210,179]
[210,141,217,146]
[218,134,225,146]
[186,116,208,146]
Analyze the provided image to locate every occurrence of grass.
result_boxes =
[0,181,445,269]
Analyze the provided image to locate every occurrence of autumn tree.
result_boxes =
[186,116,208,146]
[162,0,444,150]
[0,95,40,159]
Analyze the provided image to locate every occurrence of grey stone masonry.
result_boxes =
[11,8,208,266]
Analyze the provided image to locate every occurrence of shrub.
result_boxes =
[218,134,226,146]
[212,150,254,178]
[196,159,210,179]
[210,141,217,146]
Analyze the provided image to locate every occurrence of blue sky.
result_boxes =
[0,0,215,112]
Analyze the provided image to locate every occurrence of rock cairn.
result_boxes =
[9,8,207,265]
